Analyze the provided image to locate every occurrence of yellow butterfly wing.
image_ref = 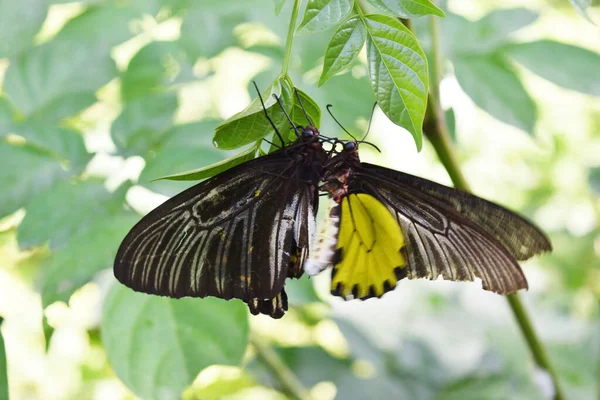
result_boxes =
[331,193,408,299]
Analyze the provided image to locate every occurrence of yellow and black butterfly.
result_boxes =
[114,93,328,319]
[304,141,552,300]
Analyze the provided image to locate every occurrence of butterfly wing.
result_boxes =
[339,163,552,295]
[114,145,323,318]
[358,163,552,260]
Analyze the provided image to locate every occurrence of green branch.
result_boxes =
[423,12,566,400]
[250,336,312,400]
[281,0,303,75]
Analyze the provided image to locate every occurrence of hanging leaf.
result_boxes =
[319,17,367,86]
[503,40,600,97]
[213,78,293,149]
[298,0,354,33]
[454,54,536,134]
[363,14,429,150]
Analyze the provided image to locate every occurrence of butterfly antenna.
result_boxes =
[294,88,314,127]
[326,104,357,141]
[272,93,300,138]
[253,81,286,146]
[362,102,377,141]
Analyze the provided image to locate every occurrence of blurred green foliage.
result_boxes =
[0,0,599,399]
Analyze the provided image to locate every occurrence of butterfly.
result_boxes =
[304,140,552,300]
[114,90,329,319]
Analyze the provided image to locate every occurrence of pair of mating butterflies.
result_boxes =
[113,96,551,319]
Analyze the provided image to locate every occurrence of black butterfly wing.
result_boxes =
[348,164,551,294]
[359,163,552,260]
[114,147,322,318]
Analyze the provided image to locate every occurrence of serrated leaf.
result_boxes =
[40,211,139,308]
[363,14,428,150]
[111,92,179,156]
[102,284,249,400]
[274,0,287,15]
[0,0,48,58]
[17,180,130,250]
[366,0,445,18]
[0,317,7,400]
[298,0,354,33]
[454,55,536,134]
[3,39,116,117]
[155,144,258,182]
[319,17,366,86]
[0,142,72,219]
[213,79,293,149]
[503,40,600,97]
[444,9,538,56]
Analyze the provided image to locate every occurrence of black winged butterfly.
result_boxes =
[304,139,552,300]
[114,89,328,319]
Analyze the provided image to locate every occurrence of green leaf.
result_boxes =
[3,39,116,118]
[17,180,130,250]
[26,93,98,124]
[366,0,445,18]
[111,92,179,156]
[0,317,7,400]
[568,0,595,24]
[40,211,139,308]
[363,14,428,150]
[15,123,90,170]
[0,0,48,58]
[155,144,257,182]
[454,55,536,134]
[121,41,192,102]
[180,5,247,59]
[102,284,249,400]
[140,121,239,195]
[274,0,287,15]
[444,9,538,56]
[503,40,600,97]
[53,4,137,52]
[319,17,367,86]
[213,78,293,149]
[0,142,71,219]
[291,87,322,128]
[298,0,354,33]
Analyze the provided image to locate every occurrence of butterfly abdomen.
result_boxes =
[304,202,341,276]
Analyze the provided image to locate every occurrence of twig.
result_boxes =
[250,336,312,400]
[423,11,566,400]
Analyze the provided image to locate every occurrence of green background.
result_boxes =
[0,0,599,399]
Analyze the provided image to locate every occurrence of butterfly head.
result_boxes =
[298,125,320,141]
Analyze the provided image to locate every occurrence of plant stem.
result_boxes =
[250,336,311,400]
[424,12,566,400]
[281,0,302,75]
